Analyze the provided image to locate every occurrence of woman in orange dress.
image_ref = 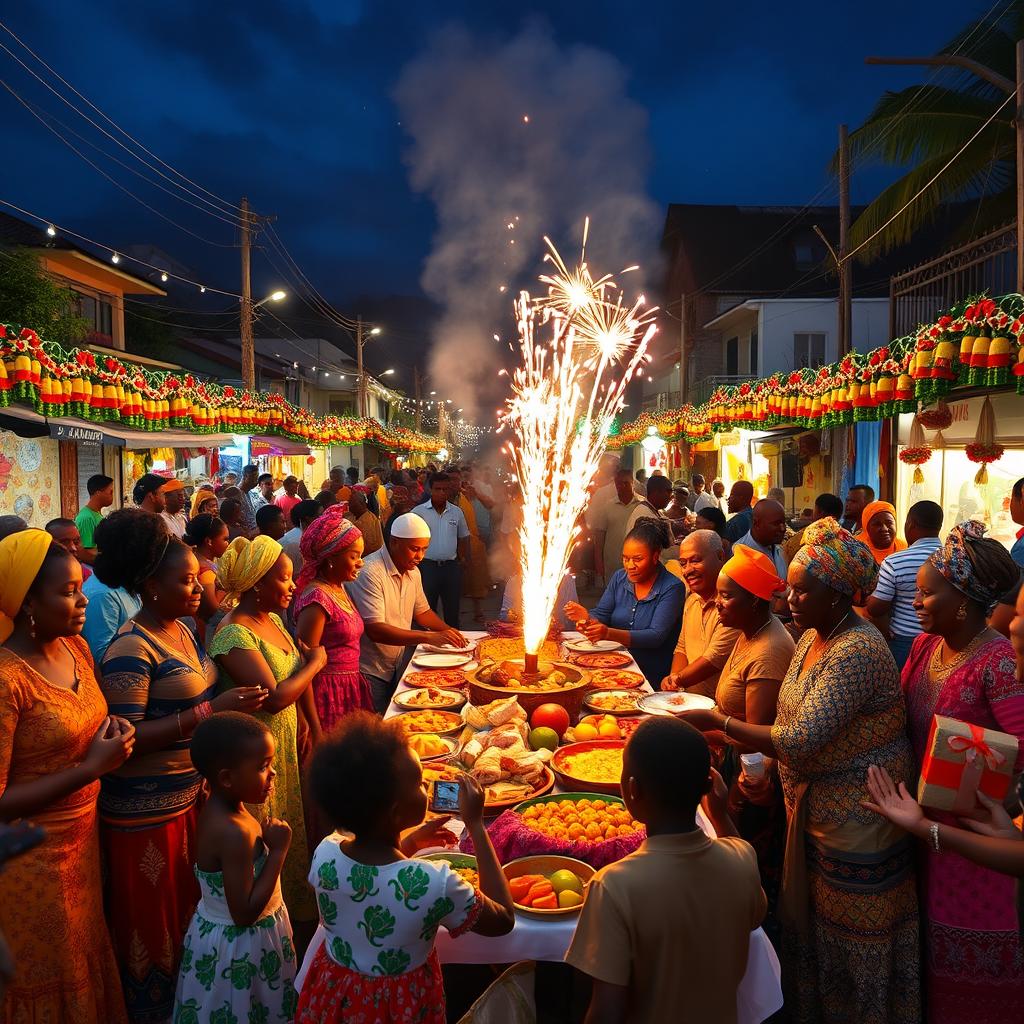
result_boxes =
[0,529,135,1023]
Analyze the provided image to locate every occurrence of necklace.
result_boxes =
[746,618,772,642]
[822,609,854,645]
[138,614,202,671]
[930,626,990,679]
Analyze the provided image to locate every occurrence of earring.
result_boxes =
[27,610,35,640]
[956,603,967,621]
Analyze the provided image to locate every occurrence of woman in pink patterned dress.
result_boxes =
[294,505,374,744]
[904,521,1024,1024]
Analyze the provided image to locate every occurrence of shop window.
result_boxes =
[726,336,739,375]
[74,291,113,336]
[895,446,1024,552]
[794,332,826,369]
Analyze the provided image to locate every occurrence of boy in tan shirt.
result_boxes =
[566,718,766,1024]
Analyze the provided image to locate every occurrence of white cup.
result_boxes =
[740,752,765,780]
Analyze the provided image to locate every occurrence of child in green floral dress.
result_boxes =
[294,712,515,1023]
[174,713,298,1023]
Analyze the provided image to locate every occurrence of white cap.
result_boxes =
[390,512,431,539]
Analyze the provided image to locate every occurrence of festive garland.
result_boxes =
[0,325,444,454]
[609,292,1024,448]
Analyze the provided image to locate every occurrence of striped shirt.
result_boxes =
[873,537,942,638]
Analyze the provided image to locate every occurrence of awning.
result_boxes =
[0,405,236,449]
[249,435,311,456]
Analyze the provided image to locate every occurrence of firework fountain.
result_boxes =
[501,223,656,674]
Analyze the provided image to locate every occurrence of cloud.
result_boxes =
[395,20,659,421]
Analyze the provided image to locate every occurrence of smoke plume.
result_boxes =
[395,22,659,423]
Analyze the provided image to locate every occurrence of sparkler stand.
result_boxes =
[523,652,539,675]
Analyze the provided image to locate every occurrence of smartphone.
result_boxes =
[430,779,461,815]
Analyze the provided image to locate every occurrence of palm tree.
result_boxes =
[837,3,1022,259]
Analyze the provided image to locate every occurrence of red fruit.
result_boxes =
[531,703,570,738]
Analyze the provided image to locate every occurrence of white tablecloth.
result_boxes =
[297,633,784,1022]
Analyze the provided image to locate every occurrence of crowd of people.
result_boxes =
[0,454,1022,1024]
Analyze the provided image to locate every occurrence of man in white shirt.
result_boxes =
[159,480,188,538]
[593,468,642,585]
[692,475,718,514]
[865,500,944,670]
[735,499,788,579]
[412,472,469,627]
[347,512,467,711]
[280,499,322,573]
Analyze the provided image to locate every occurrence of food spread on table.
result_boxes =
[571,651,633,669]
[455,697,554,804]
[588,668,646,690]
[509,868,585,910]
[555,745,624,786]
[408,734,456,759]
[475,637,561,664]
[403,669,470,689]
[394,687,465,709]
[518,797,642,842]
[476,659,577,691]
[395,710,463,736]
[584,690,641,713]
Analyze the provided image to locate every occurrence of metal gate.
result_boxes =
[889,221,1017,338]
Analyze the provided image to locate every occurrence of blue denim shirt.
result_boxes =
[1011,532,1024,568]
[590,564,686,685]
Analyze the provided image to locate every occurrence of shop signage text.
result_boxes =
[49,424,104,443]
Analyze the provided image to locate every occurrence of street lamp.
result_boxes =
[255,290,287,308]
[356,319,383,418]
[382,368,395,376]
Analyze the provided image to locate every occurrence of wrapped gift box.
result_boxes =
[918,714,1018,814]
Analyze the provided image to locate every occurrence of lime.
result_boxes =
[557,889,584,909]
[529,727,559,752]
[549,869,583,895]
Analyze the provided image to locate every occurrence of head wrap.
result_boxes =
[390,513,431,540]
[0,529,53,642]
[352,484,371,495]
[790,516,878,601]
[862,500,896,531]
[929,520,1002,612]
[860,500,902,564]
[295,505,362,594]
[721,544,786,601]
[190,487,217,518]
[216,535,283,612]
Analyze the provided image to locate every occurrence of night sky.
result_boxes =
[0,1,979,377]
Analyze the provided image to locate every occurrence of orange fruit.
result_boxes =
[574,722,599,741]
[598,717,620,738]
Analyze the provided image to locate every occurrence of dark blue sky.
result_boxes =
[0,1,979,316]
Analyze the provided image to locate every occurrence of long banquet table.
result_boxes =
[296,632,784,1022]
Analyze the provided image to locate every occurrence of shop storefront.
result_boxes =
[249,436,327,492]
[895,390,1023,550]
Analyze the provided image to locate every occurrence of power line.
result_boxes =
[0,77,236,247]
[0,195,243,298]
[0,25,245,225]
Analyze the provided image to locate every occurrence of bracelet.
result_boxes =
[722,716,732,737]
[929,822,941,853]
[193,701,213,726]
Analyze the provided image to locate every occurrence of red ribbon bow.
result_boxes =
[947,723,1005,772]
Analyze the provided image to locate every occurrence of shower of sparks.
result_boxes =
[501,226,657,656]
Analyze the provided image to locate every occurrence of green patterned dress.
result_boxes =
[293,837,481,1021]
[208,617,316,922]
[173,848,297,1024]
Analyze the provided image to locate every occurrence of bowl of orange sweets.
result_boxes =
[501,855,595,916]
[512,792,643,844]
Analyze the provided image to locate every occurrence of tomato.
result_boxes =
[531,703,570,738]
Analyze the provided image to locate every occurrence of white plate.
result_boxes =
[563,638,623,654]
[637,692,716,716]
[420,643,477,656]
[392,688,467,711]
[412,651,473,669]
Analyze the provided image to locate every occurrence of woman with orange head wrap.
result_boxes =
[711,544,794,940]
[861,500,907,564]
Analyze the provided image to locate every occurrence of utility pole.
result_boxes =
[413,366,423,431]
[356,316,365,418]
[240,196,254,392]
[678,294,688,404]
[866,49,1022,290]
[838,124,852,357]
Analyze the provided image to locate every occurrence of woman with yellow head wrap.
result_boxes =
[677,516,921,1022]
[208,536,327,930]
[190,485,218,519]
[0,529,134,1022]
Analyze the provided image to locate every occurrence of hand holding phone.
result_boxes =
[429,779,462,815]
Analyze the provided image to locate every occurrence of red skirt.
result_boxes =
[101,807,200,1024]
[296,943,446,1024]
